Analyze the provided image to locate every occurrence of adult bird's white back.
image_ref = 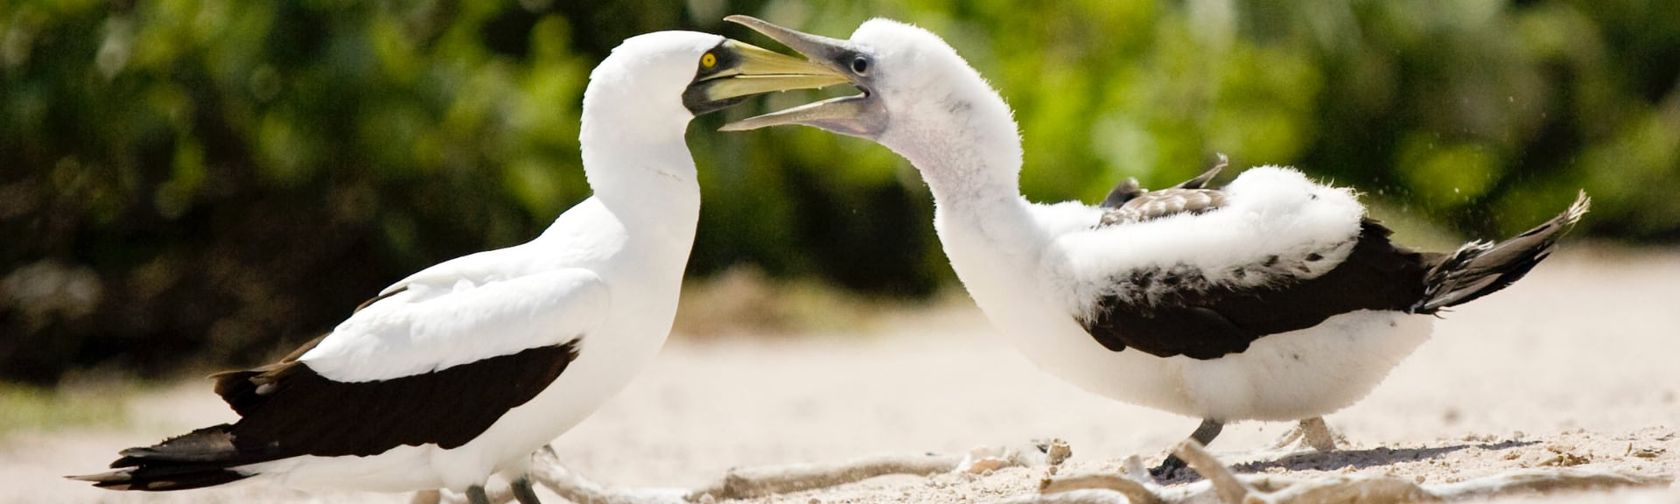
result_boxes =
[70,30,846,502]
[720,16,1590,477]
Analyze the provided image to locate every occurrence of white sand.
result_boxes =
[4,248,1677,503]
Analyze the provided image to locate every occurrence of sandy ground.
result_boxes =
[3,248,1679,503]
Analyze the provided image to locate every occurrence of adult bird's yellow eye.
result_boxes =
[701,52,717,69]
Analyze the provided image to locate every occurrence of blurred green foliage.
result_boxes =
[2,0,1676,383]
[0,381,131,438]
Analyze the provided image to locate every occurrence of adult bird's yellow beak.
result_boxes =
[716,16,887,139]
[683,39,849,115]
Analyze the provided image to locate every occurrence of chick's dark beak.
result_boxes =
[715,16,887,139]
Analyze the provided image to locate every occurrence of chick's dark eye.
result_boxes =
[850,56,870,74]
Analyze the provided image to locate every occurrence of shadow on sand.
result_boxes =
[1155,439,1540,484]
[1233,439,1540,474]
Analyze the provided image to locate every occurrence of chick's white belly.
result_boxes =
[999,309,1432,422]
[1174,311,1433,421]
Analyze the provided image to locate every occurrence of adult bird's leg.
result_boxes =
[1272,416,1340,451]
[510,476,543,504]
[1148,418,1223,479]
[465,485,492,504]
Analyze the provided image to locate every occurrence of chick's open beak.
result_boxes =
[716,15,886,139]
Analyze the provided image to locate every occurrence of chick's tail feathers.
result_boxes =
[1412,191,1590,313]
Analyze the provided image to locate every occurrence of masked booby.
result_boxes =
[70,31,845,502]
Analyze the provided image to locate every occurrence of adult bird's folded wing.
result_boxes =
[301,268,608,382]
[83,269,607,489]
[222,269,607,454]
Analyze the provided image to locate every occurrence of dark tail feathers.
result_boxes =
[1412,191,1590,313]
[66,425,252,491]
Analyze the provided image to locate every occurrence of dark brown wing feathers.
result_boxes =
[1080,191,1584,360]
[1080,220,1430,359]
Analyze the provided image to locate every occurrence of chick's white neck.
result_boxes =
[881,71,1022,203]
[880,76,1041,256]
[874,62,1083,368]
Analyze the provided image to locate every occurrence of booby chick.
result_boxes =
[71,31,845,503]
[720,16,1590,477]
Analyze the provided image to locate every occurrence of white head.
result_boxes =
[580,30,848,145]
[720,17,1024,193]
[576,30,848,196]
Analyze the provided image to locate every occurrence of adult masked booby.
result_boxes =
[720,16,1590,477]
[70,31,844,502]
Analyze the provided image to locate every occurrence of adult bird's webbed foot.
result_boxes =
[1270,416,1343,452]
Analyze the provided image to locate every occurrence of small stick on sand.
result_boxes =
[1170,439,1250,503]
[1024,440,1671,504]
[686,452,963,500]
[408,490,441,504]
[1038,474,1161,504]
[424,440,1060,503]
[427,446,689,504]
[428,439,1670,504]
[1428,468,1672,500]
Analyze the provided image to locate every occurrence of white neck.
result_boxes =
[901,131,1022,215]
[577,91,702,241]
[881,87,1040,252]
